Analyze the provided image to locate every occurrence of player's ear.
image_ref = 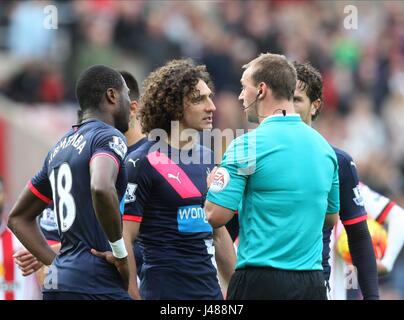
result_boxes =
[129,101,138,123]
[130,100,138,114]
[311,99,321,116]
[106,88,118,104]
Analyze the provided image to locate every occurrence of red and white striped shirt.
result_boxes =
[0,226,41,300]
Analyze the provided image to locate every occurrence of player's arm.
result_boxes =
[90,155,130,289]
[122,220,141,299]
[359,184,404,275]
[14,242,61,276]
[90,155,123,241]
[213,226,236,289]
[378,203,404,275]
[119,153,151,298]
[8,187,56,266]
[325,154,340,229]
[205,167,236,227]
[345,220,379,299]
[206,138,250,228]
[339,157,379,299]
[206,200,235,228]
[324,213,339,228]
[15,207,62,286]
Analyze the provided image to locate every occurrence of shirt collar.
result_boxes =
[260,113,301,125]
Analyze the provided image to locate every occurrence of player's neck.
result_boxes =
[269,101,294,115]
[81,109,114,127]
[125,127,146,147]
[258,101,295,123]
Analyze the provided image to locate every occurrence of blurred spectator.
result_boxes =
[0,177,42,300]
[71,14,121,82]
[7,0,56,60]
[2,62,43,103]
[342,95,386,165]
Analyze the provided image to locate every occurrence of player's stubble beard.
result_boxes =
[115,99,131,133]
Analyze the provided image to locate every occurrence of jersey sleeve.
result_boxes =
[359,183,395,224]
[90,129,128,168]
[337,155,367,225]
[29,155,53,205]
[123,154,153,223]
[326,153,340,214]
[206,136,251,211]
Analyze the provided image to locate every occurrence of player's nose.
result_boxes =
[206,99,216,112]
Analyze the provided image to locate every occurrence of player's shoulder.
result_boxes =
[87,121,127,158]
[90,120,126,140]
[126,139,156,163]
[303,125,334,153]
[331,146,355,167]
[127,137,148,154]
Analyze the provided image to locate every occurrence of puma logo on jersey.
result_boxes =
[128,158,140,168]
[168,172,181,184]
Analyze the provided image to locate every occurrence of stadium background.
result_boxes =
[0,0,403,299]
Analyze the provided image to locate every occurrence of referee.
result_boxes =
[205,53,340,300]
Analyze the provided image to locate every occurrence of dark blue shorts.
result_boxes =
[43,292,132,300]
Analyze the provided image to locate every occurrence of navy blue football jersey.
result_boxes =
[322,146,367,281]
[37,137,149,278]
[29,119,129,294]
[123,140,221,300]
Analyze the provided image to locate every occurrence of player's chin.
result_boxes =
[200,123,213,130]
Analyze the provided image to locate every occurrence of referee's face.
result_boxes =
[239,67,260,123]
[293,82,312,126]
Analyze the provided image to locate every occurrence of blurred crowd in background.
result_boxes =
[0,0,403,298]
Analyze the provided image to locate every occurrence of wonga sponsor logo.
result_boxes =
[177,205,212,233]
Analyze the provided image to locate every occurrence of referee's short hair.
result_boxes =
[243,53,297,101]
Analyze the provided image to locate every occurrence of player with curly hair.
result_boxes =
[118,59,235,299]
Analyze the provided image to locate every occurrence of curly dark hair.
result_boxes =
[293,61,323,121]
[139,59,213,134]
